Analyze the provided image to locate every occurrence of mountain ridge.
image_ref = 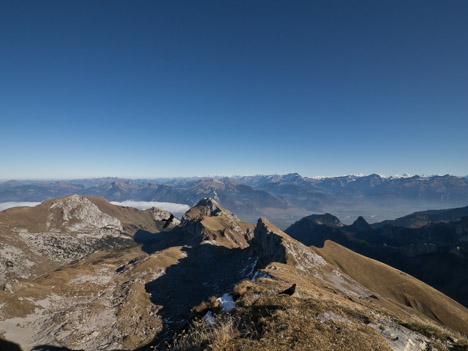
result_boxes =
[1,196,468,350]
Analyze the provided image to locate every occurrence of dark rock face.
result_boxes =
[251,218,287,266]
[350,216,373,232]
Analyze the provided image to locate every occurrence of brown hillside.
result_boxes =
[313,240,468,335]
[180,198,254,248]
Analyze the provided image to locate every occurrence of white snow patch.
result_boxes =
[389,173,414,179]
[216,293,235,312]
[203,311,217,326]
[200,240,220,246]
[251,271,273,281]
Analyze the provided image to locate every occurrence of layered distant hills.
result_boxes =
[285,205,468,307]
[2,173,468,228]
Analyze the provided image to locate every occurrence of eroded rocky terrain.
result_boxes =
[1,196,468,351]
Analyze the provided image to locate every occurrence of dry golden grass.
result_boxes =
[170,314,242,351]
[314,240,468,335]
[0,202,50,232]
[170,251,468,351]
[171,277,392,351]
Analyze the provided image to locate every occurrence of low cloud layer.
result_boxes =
[110,200,190,214]
[0,202,41,211]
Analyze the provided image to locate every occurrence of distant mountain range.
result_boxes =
[2,173,468,228]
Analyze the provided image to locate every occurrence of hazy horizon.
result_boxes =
[2,171,467,182]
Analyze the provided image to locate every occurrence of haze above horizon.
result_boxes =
[1,1,467,179]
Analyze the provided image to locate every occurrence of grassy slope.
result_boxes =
[313,240,468,335]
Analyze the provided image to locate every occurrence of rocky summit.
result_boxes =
[1,196,468,351]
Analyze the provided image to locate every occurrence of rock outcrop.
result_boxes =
[180,198,254,248]
[46,194,122,232]
[148,206,181,230]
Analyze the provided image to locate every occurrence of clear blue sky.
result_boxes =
[1,0,467,179]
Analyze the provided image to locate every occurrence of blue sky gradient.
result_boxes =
[1,0,467,179]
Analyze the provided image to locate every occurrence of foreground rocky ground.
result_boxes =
[0,195,467,350]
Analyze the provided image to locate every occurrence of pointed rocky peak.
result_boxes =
[197,197,222,208]
[350,216,373,232]
[252,217,292,247]
[182,198,224,222]
[254,217,289,240]
[252,217,328,270]
[251,218,289,266]
[180,198,254,249]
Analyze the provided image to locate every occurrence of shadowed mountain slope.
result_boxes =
[286,208,468,307]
